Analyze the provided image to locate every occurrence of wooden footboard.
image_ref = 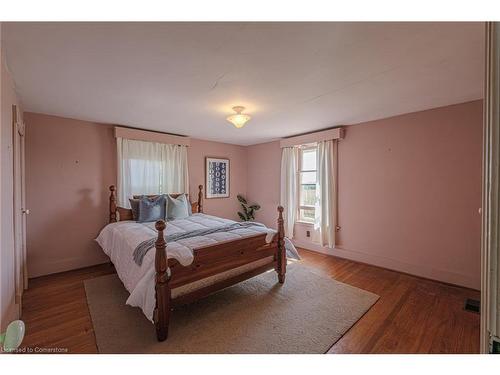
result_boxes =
[153,206,286,341]
[106,184,285,341]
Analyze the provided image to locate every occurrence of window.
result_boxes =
[129,158,163,195]
[117,138,189,207]
[298,145,317,223]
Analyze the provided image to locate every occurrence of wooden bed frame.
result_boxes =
[108,185,286,341]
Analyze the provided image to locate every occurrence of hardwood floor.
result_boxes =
[21,263,115,353]
[299,251,481,354]
[20,249,480,354]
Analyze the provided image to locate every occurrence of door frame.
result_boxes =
[11,104,27,315]
[481,21,500,354]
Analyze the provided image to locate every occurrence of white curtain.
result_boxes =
[280,147,298,238]
[313,140,338,248]
[117,138,189,207]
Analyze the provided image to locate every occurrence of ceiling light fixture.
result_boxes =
[226,106,251,129]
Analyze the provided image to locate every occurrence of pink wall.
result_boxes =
[247,100,483,289]
[25,114,115,277]
[25,100,483,288]
[24,113,248,277]
[246,141,281,229]
[188,138,247,220]
[1,33,23,330]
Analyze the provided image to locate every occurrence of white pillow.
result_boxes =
[166,194,189,220]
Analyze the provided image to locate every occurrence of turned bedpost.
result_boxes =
[276,205,286,283]
[153,220,171,342]
[109,185,117,223]
[197,185,204,213]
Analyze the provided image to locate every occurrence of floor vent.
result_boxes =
[464,298,480,314]
[492,339,500,354]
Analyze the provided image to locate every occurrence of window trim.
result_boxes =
[297,144,317,224]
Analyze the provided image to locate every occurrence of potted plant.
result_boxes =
[237,195,261,221]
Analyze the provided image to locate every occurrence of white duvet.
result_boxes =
[95,213,292,322]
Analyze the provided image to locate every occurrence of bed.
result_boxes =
[97,185,287,341]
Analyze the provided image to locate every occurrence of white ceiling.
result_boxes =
[2,22,484,146]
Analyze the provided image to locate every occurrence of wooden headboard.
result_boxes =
[108,185,204,222]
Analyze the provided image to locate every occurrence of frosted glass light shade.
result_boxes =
[227,106,251,128]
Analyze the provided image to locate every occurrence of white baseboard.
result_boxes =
[292,239,479,290]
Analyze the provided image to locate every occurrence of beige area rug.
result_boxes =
[84,264,379,353]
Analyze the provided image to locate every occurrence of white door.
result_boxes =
[12,104,27,314]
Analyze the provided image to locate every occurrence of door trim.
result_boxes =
[11,104,27,315]
[481,21,500,354]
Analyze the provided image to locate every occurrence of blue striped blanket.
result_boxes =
[133,221,268,266]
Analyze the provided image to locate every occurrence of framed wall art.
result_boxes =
[205,157,230,198]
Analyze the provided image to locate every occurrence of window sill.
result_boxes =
[295,221,314,226]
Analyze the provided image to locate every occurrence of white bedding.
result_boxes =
[95,213,285,321]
